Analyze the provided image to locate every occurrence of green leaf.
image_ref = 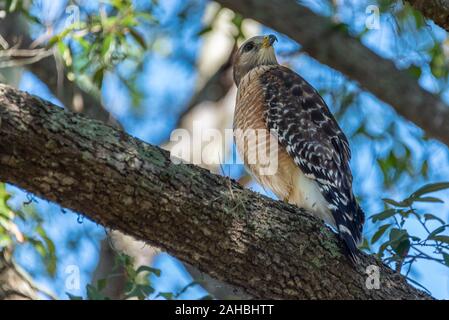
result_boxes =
[197,25,213,36]
[430,235,449,244]
[413,197,444,203]
[136,265,161,277]
[86,284,109,300]
[370,209,396,222]
[36,225,57,277]
[388,228,410,257]
[382,198,409,208]
[371,224,391,244]
[0,233,12,248]
[125,284,154,300]
[427,226,446,239]
[424,213,445,224]
[358,237,371,251]
[7,0,19,11]
[411,9,426,28]
[128,28,146,49]
[46,35,60,48]
[66,292,83,300]
[96,278,108,291]
[175,281,199,298]
[101,35,114,57]
[157,292,173,300]
[377,241,390,258]
[407,65,422,79]
[389,228,408,242]
[28,238,46,257]
[411,182,449,198]
[0,183,13,220]
[136,12,159,24]
[93,67,105,88]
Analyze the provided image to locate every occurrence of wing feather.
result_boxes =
[260,66,364,260]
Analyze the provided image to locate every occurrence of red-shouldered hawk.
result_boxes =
[232,34,365,262]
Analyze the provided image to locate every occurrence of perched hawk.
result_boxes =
[232,34,365,261]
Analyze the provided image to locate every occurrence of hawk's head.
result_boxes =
[233,34,278,86]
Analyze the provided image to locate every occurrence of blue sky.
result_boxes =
[4,0,449,299]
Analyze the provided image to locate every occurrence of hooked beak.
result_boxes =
[262,34,278,48]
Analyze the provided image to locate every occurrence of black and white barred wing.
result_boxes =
[260,66,364,259]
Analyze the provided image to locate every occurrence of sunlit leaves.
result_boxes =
[0,183,15,248]
[43,0,155,90]
[0,184,58,278]
[429,43,449,80]
[369,182,449,273]
[66,252,204,300]
[22,214,58,277]
[67,253,162,300]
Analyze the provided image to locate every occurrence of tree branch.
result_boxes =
[215,0,449,147]
[0,248,38,300]
[0,84,432,299]
[406,0,449,32]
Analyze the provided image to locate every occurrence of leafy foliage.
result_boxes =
[0,184,58,277]
[369,182,449,280]
[48,0,156,95]
[66,252,160,300]
[66,252,205,300]
[1,0,449,299]
[0,183,19,248]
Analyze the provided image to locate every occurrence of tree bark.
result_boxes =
[0,11,166,299]
[406,0,449,32]
[1,10,240,298]
[215,0,449,148]
[0,84,432,299]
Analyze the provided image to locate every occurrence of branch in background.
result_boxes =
[0,47,52,69]
[2,10,243,299]
[406,0,449,32]
[215,0,449,148]
[0,248,37,300]
[0,84,431,299]
[0,12,154,299]
[174,45,235,129]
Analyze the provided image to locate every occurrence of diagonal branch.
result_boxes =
[406,0,449,32]
[215,0,449,147]
[0,84,431,299]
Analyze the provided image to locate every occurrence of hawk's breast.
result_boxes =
[233,66,334,226]
[233,66,298,201]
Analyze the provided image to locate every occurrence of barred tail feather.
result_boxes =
[333,203,365,263]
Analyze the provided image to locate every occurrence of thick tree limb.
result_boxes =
[406,0,449,32]
[2,11,242,299]
[215,0,449,147]
[0,84,432,299]
[0,12,166,299]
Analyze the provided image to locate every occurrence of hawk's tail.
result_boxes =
[333,201,365,264]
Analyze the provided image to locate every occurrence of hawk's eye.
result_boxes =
[243,42,254,52]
